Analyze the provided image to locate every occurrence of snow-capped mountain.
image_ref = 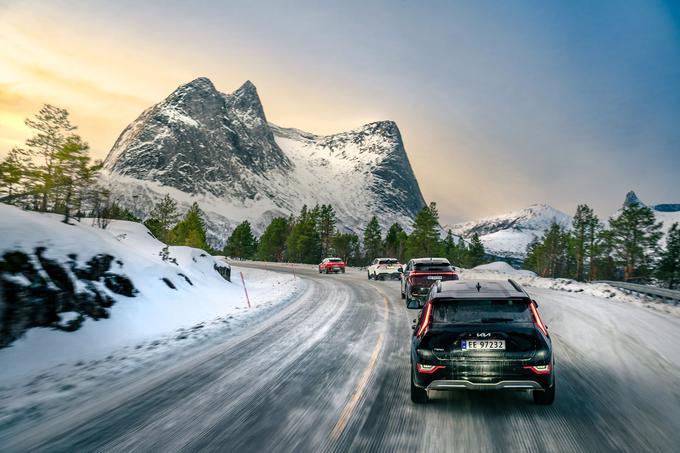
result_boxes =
[450,204,572,258]
[102,77,426,247]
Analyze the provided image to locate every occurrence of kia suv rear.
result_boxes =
[410,279,555,405]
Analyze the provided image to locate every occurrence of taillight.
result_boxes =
[416,303,432,337]
[416,363,445,374]
[529,302,549,337]
[523,364,551,375]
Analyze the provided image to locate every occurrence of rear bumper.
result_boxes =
[425,379,543,391]
[375,271,401,279]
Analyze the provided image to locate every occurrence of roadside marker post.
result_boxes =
[291,263,296,280]
[239,271,252,309]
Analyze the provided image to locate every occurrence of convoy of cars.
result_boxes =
[316,255,556,406]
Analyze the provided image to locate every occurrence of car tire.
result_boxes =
[411,373,428,404]
[367,271,372,280]
[341,268,345,274]
[401,290,405,300]
[533,383,555,405]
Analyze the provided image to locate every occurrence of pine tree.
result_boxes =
[656,223,680,289]
[571,204,599,281]
[440,229,465,266]
[224,221,257,259]
[170,202,208,250]
[405,202,440,259]
[331,232,361,265]
[52,136,96,223]
[286,205,322,264]
[384,223,408,261]
[363,216,383,263]
[608,202,663,281]
[0,148,29,203]
[24,104,77,211]
[257,217,290,262]
[524,222,570,277]
[317,204,336,257]
[146,194,180,243]
[465,233,487,267]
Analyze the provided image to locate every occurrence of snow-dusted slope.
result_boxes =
[450,204,572,258]
[0,204,303,380]
[102,78,425,247]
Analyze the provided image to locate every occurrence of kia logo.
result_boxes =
[476,333,491,338]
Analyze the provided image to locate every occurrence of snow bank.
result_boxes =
[472,261,536,275]
[461,262,680,317]
[0,204,303,382]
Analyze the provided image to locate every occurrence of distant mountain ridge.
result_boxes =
[450,204,572,259]
[102,78,426,247]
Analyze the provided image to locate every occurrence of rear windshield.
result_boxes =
[379,259,399,265]
[329,258,343,262]
[414,263,452,272]
[432,299,532,324]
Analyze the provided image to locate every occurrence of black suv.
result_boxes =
[409,279,555,405]
[401,258,458,307]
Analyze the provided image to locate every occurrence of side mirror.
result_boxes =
[398,267,404,273]
[532,299,539,308]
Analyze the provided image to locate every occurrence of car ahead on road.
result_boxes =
[367,258,402,280]
[319,257,346,274]
[409,279,555,405]
[401,258,458,307]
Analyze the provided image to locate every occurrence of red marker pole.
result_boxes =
[239,271,251,309]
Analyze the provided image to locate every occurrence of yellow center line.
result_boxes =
[330,290,390,441]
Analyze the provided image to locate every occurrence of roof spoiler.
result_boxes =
[508,279,528,296]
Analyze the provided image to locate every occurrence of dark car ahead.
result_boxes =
[401,258,458,307]
[409,279,555,405]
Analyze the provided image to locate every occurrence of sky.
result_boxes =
[1,0,679,226]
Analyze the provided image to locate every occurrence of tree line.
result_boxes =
[524,203,680,288]
[224,201,489,267]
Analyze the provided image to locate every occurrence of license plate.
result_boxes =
[461,339,506,350]
[427,275,442,280]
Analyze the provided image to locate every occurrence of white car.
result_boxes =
[367,258,402,280]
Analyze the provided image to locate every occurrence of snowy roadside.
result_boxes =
[460,261,680,318]
[0,264,305,429]
[0,205,306,428]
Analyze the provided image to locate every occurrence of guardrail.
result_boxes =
[594,281,680,305]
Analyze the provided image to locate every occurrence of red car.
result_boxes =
[319,257,346,274]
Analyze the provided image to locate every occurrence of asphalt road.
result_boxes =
[3,263,680,452]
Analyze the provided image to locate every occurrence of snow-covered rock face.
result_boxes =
[450,204,572,258]
[103,78,426,247]
[104,78,291,200]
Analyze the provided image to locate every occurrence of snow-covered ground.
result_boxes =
[0,204,304,384]
[461,261,680,318]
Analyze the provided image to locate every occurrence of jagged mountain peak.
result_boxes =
[102,78,426,246]
[624,190,644,207]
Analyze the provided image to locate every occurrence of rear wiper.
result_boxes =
[480,317,514,323]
